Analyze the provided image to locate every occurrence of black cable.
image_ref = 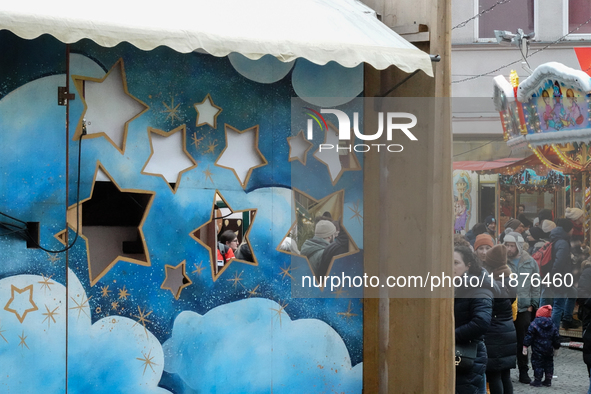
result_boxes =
[0,211,28,225]
[7,135,84,253]
[454,141,494,157]
[452,0,512,30]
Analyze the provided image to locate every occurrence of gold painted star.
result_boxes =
[46,252,60,265]
[227,271,244,289]
[4,284,38,323]
[136,349,158,375]
[42,305,59,329]
[0,322,7,343]
[348,199,363,225]
[100,285,112,298]
[203,166,214,184]
[332,286,346,298]
[270,301,289,328]
[132,306,153,338]
[162,97,182,124]
[69,294,91,320]
[161,261,193,300]
[337,300,358,322]
[111,301,119,310]
[18,330,29,350]
[279,264,295,281]
[38,274,55,293]
[191,132,204,149]
[194,94,222,128]
[204,138,218,154]
[247,284,260,298]
[192,262,205,276]
[215,124,268,189]
[118,286,130,300]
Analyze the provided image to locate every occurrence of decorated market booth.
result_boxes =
[493,62,591,241]
[0,1,435,392]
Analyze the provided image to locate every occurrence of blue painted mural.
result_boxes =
[0,31,364,393]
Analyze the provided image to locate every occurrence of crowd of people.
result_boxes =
[454,207,591,394]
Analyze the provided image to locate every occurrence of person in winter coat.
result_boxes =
[547,219,574,328]
[466,223,488,247]
[522,305,561,387]
[504,231,540,384]
[454,246,494,394]
[483,244,517,394]
[528,226,549,256]
[566,207,586,242]
[300,219,348,280]
[577,259,591,393]
[485,215,497,239]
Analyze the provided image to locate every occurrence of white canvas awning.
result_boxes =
[0,0,433,76]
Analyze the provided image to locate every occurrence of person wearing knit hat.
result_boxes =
[485,215,496,237]
[300,219,348,279]
[474,233,494,262]
[505,218,525,233]
[565,207,586,242]
[522,304,561,387]
[505,231,541,384]
[482,243,518,393]
[541,220,556,234]
[517,214,533,229]
[537,209,553,225]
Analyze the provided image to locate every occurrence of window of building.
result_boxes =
[478,0,534,39]
[569,0,591,34]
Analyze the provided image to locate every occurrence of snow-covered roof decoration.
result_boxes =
[493,75,515,111]
[517,62,591,102]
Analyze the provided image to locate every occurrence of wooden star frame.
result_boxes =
[160,260,193,300]
[287,129,314,165]
[63,162,155,286]
[214,124,268,189]
[194,93,223,129]
[189,190,258,282]
[313,121,361,186]
[71,58,149,154]
[140,125,198,194]
[277,188,359,288]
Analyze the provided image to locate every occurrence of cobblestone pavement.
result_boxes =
[510,347,589,393]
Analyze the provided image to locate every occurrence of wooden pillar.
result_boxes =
[362,0,453,392]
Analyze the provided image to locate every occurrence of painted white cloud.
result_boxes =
[163,298,362,393]
[0,270,170,394]
[228,53,295,84]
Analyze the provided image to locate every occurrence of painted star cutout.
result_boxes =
[270,301,289,328]
[215,124,268,189]
[160,261,193,300]
[313,122,361,185]
[194,94,222,128]
[287,130,314,165]
[118,286,130,300]
[189,191,258,281]
[42,305,59,329]
[4,285,38,323]
[137,350,158,375]
[73,163,154,286]
[142,125,198,193]
[337,300,358,322]
[162,97,182,124]
[70,294,91,320]
[38,274,54,293]
[277,189,359,282]
[18,330,29,350]
[72,59,148,154]
[192,262,205,276]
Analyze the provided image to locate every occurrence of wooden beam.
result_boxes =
[391,23,429,35]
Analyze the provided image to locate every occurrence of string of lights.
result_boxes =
[452,14,591,84]
[452,0,512,30]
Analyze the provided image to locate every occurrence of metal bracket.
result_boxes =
[58,87,75,106]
